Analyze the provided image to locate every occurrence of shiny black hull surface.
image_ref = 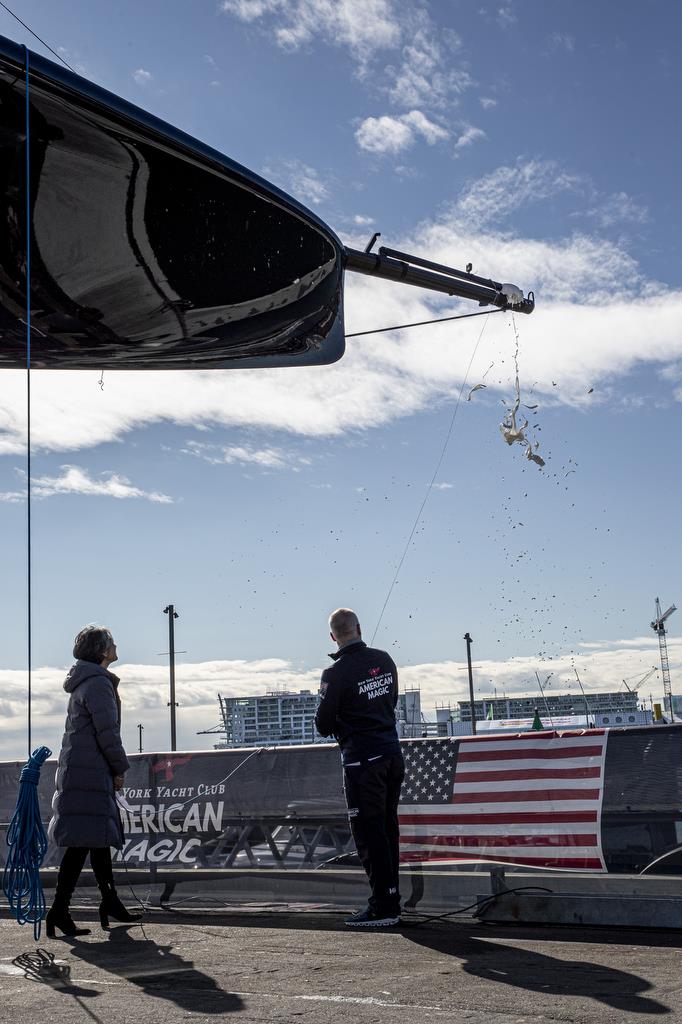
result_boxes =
[0,35,345,369]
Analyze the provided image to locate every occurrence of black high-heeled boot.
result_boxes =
[46,900,91,938]
[98,882,142,929]
[48,847,92,938]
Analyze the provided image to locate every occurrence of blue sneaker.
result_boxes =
[345,907,400,928]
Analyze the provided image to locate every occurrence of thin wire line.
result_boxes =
[345,306,503,339]
[370,314,493,647]
[0,1,75,72]
[24,48,32,756]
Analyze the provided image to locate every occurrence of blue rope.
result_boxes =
[3,746,52,940]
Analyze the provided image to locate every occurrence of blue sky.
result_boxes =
[1,0,681,757]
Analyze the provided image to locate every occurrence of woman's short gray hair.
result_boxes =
[73,625,114,664]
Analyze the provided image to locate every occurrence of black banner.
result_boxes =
[1,727,681,874]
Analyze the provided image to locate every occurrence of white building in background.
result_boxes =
[435,691,653,736]
[436,708,653,736]
[396,688,422,738]
[451,690,642,723]
[203,684,422,748]
[211,691,322,748]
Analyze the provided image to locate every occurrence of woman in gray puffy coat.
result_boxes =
[47,625,140,937]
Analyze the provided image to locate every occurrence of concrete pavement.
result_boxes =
[1,903,681,1023]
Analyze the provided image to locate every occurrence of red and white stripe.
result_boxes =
[399,730,608,871]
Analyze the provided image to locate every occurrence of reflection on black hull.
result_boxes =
[0,35,345,369]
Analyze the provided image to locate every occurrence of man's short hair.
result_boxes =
[73,625,114,664]
[329,608,360,642]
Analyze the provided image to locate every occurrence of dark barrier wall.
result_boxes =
[1,726,681,874]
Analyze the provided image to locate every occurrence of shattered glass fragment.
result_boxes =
[499,314,545,470]
[526,449,546,467]
[467,383,487,401]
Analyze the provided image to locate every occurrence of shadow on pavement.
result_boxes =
[144,906,682,950]
[29,908,677,1018]
[141,908,678,1015]
[27,925,243,1015]
[406,926,671,1016]
[12,949,104,1024]
[85,925,243,1014]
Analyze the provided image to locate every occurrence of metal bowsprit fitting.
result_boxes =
[344,245,535,315]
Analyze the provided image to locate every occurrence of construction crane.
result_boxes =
[651,599,677,719]
[621,667,658,694]
[197,695,230,739]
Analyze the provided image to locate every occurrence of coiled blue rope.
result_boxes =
[3,746,52,940]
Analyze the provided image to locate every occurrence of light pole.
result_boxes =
[164,604,179,751]
[137,723,144,753]
[464,632,476,735]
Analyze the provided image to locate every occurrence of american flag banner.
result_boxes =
[399,731,609,871]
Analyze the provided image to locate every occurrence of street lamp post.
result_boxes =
[163,604,179,751]
[464,632,477,735]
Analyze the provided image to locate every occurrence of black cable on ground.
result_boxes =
[92,881,554,927]
[405,886,554,927]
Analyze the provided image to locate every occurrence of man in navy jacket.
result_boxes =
[315,608,404,927]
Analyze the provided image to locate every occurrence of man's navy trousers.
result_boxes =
[343,752,405,916]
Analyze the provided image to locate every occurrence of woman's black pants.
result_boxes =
[343,753,405,916]
[53,847,114,906]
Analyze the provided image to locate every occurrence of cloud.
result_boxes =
[2,159,682,457]
[0,636,676,758]
[479,96,497,109]
[219,0,279,21]
[547,32,575,53]
[355,110,448,154]
[586,191,648,228]
[0,466,173,503]
[454,124,486,154]
[402,110,449,144]
[221,0,472,121]
[385,14,473,110]
[353,214,375,226]
[399,636,673,711]
[132,68,153,86]
[220,0,400,62]
[497,4,517,27]
[56,46,90,78]
[453,158,582,227]
[261,158,329,205]
[432,482,453,490]
[355,115,413,154]
[181,441,312,471]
